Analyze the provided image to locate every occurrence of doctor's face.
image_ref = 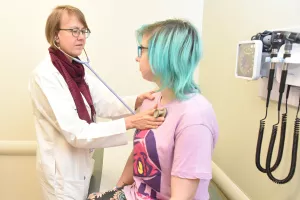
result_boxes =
[56,12,87,58]
[135,35,156,82]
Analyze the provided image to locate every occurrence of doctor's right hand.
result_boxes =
[124,106,165,130]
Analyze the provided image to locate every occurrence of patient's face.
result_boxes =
[136,35,155,82]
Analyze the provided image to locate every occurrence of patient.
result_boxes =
[88,19,219,200]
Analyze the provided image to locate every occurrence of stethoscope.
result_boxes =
[54,42,134,114]
[53,43,167,118]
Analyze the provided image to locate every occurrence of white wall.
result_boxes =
[0,1,203,199]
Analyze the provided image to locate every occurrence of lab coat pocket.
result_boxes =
[56,178,85,200]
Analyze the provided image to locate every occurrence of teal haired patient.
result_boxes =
[88,19,219,200]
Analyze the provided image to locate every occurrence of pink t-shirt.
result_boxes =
[124,92,219,200]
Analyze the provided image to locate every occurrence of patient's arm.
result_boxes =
[170,124,214,199]
[170,176,200,200]
[116,150,134,188]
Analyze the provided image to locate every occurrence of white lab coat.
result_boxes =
[28,55,136,200]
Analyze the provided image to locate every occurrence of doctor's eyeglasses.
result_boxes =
[137,45,148,57]
[59,28,91,38]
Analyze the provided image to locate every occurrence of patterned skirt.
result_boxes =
[87,189,127,200]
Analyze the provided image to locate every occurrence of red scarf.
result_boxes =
[49,47,96,124]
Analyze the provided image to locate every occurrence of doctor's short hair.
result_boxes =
[45,5,89,47]
[136,19,202,100]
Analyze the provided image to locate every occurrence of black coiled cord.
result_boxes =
[265,90,300,184]
[256,109,284,173]
[256,68,285,173]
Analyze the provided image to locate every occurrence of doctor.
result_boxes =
[28,5,164,200]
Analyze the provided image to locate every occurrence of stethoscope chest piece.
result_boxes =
[153,108,168,118]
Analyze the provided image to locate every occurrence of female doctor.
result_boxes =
[28,5,164,200]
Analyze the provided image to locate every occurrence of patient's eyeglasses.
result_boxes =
[137,45,148,57]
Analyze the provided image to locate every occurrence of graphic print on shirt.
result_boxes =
[133,129,161,199]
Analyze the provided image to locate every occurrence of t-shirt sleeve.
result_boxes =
[171,124,213,180]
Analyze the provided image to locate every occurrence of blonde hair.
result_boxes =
[45,5,89,47]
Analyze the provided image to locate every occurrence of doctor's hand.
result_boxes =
[125,105,164,130]
[135,91,156,110]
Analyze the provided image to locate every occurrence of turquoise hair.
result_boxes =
[136,19,202,100]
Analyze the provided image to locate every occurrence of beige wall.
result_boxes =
[201,1,300,200]
[0,156,42,199]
